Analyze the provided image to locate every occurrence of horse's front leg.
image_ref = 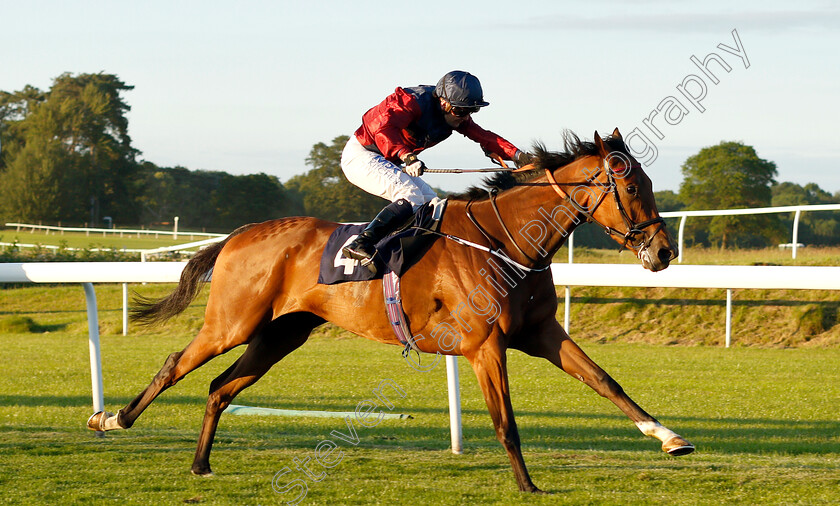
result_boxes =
[513,320,694,456]
[464,338,542,493]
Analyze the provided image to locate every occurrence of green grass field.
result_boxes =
[1,284,839,505]
[0,228,218,252]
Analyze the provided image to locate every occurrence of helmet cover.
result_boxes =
[434,71,490,108]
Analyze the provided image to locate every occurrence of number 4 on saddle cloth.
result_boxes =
[318,197,447,285]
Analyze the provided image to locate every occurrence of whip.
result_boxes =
[409,152,528,173]
[420,167,515,173]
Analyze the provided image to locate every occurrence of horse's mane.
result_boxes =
[448,130,628,201]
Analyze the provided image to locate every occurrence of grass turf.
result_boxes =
[0,328,837,505]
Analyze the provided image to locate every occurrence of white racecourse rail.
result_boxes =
[659,203,840,262]
[2,261,840,446]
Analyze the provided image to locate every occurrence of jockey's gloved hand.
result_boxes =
[402,153,426,177]
[483,149,507,167]
[514,150,534,169]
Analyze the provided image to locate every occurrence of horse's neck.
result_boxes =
[443,158,594,268]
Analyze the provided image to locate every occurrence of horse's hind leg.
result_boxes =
[88,308,269,432]
[514,320,694,456]
[191,312,324,476]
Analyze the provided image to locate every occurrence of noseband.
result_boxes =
[543,160,665,253]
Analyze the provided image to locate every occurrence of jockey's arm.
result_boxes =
[458,119,520,161]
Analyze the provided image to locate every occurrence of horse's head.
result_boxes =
[548,128,678,271]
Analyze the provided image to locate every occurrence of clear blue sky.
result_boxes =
[3,0,839,193]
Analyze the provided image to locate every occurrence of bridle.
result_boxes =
[464,154,666,269]
[542,158,666,254]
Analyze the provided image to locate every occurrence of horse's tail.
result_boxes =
[130,223,258,326]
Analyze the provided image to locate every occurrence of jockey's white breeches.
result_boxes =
[340,136,437,210]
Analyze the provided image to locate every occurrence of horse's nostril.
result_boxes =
[658,248,672,263]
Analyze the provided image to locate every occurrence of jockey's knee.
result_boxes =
[399,194,432,210]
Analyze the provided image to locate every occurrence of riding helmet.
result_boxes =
[435,71,490,108]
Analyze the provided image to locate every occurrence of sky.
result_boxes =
[2,0,839,194]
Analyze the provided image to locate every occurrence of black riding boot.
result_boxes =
[342,198,414,272]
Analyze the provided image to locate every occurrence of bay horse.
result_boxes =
[88,128,693,493]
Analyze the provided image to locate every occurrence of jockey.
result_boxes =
[341,70,531,271]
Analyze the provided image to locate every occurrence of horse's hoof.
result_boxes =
[663,435,695,456]
[87,411,114,431]
[520,483,546,494]
[191,468,214,477]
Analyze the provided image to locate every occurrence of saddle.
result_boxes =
[317,198,447,285]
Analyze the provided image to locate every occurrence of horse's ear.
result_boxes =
[612,127,622,140]
[594,130,609,158]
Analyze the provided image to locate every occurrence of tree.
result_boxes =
[0,73,139,224]
[772,181,840,246]
[0,85,47,168]
[0,137,70,221]
[772,181,836,207]
[285,135,386,222]
[653,190,685,212]
[49,73,139,223]
[679,141,783,248]
[212,173,301,230]
[131,163,304,232]
[132,162,185,225]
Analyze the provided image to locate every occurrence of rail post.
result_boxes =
[677,215,687,263]
[445,355,463,454]
[122,283,129,336]
[82,283,105,437]
[725,289,733,348]
[792,209,802,260]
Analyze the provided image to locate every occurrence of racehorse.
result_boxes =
[88,128,693,493]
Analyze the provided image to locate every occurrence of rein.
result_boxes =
[465,191,543,266]
[411,225,550,274]
[462,161,549,270]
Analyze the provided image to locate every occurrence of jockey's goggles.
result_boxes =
[450,105,480,117]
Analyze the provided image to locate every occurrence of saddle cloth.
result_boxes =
[317,198,447,285]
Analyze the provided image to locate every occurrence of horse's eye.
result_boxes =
[626,185,638,196]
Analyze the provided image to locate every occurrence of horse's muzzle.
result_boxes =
[639,244,676,272]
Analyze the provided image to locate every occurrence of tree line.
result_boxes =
[0,73,306,231]
[2,73,839,246]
